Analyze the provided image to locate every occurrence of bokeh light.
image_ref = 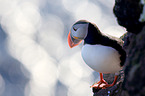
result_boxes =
[0,0,126,96]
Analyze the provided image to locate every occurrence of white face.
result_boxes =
[70,23,89,40]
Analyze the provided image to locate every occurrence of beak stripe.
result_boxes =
[73,36,79,39]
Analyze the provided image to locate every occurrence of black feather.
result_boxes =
[84,23,126,66]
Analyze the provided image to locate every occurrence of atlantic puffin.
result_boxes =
[68,20,126,89]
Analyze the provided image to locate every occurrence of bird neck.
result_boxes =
[84,23,103,45]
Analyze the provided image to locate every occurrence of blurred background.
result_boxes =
[0,0,126,96]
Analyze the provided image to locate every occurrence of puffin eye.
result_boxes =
[73,27,77,31]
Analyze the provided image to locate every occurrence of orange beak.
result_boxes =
[68,32,82,48]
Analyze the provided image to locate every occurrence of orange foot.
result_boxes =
[91,73,118,89]
[90,79,108,89]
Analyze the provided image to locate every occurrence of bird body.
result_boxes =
[81,44,122,73]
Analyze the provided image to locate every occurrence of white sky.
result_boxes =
[0,0,126,96]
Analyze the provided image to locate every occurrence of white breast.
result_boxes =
[81,44,122,73]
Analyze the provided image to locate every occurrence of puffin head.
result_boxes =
[68,20,89,48]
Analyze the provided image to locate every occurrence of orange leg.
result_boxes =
[91,73,108,89]
[103,75,118,88]
[91,73,118,89]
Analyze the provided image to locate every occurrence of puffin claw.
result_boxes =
[90,79,108,89]
[91,75,118,89]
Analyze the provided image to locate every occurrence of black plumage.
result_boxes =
[84,22,126,66]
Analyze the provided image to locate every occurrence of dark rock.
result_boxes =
[113,0,145,34]
[93,82,123,96]
[122,26,145,96]
[93,70,124,96]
